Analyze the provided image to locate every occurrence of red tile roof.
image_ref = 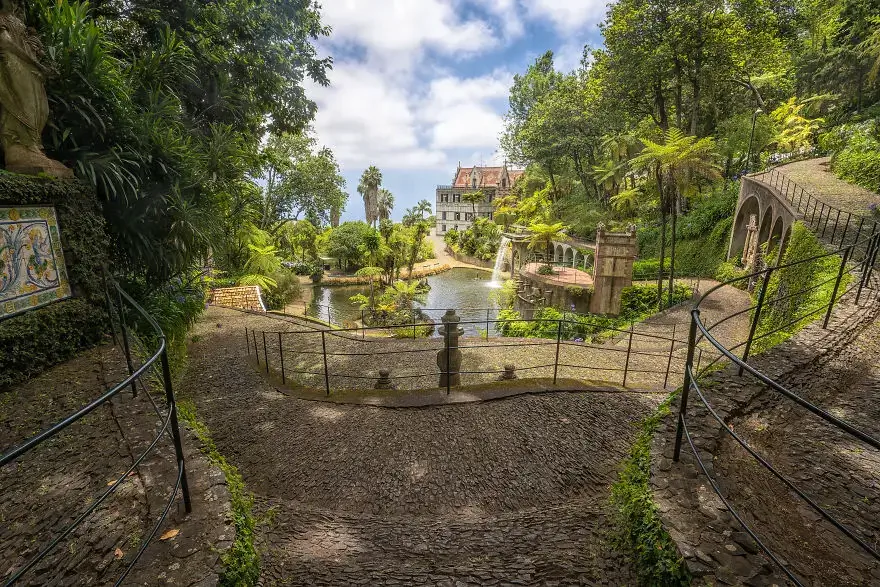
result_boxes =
[453,166,525,189]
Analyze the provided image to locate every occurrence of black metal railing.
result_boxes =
[672,169,880,585]
[0,283,191,586]
[243,315,710,395]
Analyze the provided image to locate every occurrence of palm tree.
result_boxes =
[359,166,382,226]
[527,222,566,268]
[388,280,422,311]
[406,220,430,282]
[416,199,433,219]
[462,190,485,218]
[631,128,720,308]
[377,188,394,221]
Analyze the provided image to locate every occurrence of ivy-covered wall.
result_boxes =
[0,172,111,390]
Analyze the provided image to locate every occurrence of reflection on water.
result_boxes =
[307,267,504,336]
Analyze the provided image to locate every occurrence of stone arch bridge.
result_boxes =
[728,174,798,264]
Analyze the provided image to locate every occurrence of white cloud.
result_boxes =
[524,0,609,34]
[554,41,588,74]
[306,64,447,170]
[421,71,511,150]
[319,0,497,68]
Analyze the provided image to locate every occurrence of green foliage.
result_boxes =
[751,223,850,353]
[177,400,260,587]
[0,299,106,389]
[489,279,519,309]
[25,0,331,283]
[610,394,691,586]
[537,264,555,275]
[715,259,750,286]
[445,218,501,261]
[325,221,374,271]
[824,121,880,192]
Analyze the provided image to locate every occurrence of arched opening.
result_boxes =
[555,244,564,263]
[564,247,574,266]
[729,195,760,258]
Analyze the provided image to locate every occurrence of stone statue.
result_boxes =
[0,1,72,178]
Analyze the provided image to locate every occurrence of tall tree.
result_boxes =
[359,166,382,227]
[377,189,394,221]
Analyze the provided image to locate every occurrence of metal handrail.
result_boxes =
[672,168,880,583]
[0,282,192,586]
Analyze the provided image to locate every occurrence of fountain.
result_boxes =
[490,237,511,286]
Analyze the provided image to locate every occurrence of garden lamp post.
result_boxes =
[745,108,763,174]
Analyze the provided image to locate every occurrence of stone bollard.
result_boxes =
[500,364,517,381]
[437,309,463,388]
[374,369,394,390]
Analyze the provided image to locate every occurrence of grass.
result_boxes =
[177,399,260,586]
[609,392,692,586]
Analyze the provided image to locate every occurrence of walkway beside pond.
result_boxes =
[180,312,668,585]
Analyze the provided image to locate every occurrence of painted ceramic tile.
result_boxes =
[0,207,71,319]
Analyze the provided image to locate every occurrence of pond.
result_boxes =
[306,267,503,335]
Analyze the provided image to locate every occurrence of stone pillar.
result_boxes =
[589,224,637,316]
[437,310,463,388]
[742,214,759,271]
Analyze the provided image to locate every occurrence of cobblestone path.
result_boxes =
[0,345,230,586]
[654,287,880,586]
[182,309,676,585]
[777,158,879,215]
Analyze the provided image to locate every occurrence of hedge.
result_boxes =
[0,298,107,389]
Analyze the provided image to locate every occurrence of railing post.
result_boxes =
[856,233,877,304]
[327,305,332,326]
[262,331,269,374]
[361,309,365,339]
[823,246,851,328]
[853,217,865,249]
[115,286,137,397]
[486,308,490,340]
[245,328,250,355]
[553,319,562,385]
[739,267,773,375]
[160,347,192,513]
[829,209,841,243]
[622,321,634,387]
[821,207,832,238]
[797,187,804,210]
[663,323,676,389]
[251,330,259,365]
[320,330,330,396]
[673,310,700,462]
[839,212,851,245]
[278,331,285,384]
[412,308,416,339]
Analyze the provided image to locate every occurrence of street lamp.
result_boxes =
[745,108,763,175]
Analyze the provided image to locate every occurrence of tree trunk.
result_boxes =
[656,165,666,309]
[668,190,678,308]
[690,70,701,136]
[654,79,669,132]
[674,58,683,129]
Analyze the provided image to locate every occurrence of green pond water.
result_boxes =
[307,267,503,335]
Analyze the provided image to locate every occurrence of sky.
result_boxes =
[306,0,609,222]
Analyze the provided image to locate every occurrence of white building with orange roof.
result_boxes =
[435,163,524,235]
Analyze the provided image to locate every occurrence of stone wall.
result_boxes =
[210,286,266,312]
[514,276,592,314]
[446,246,495,269]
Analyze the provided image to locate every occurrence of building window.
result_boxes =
[472,178,477,188]
[465,212,472,221]
[455,212,461,220]
[488,193,494,202]
[442,224,447,232]
[453,193,460,203]
[502,178,507,188]
[442,211,447,220]
[489,211,494,220]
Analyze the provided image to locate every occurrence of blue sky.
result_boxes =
[306,0,608,222]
